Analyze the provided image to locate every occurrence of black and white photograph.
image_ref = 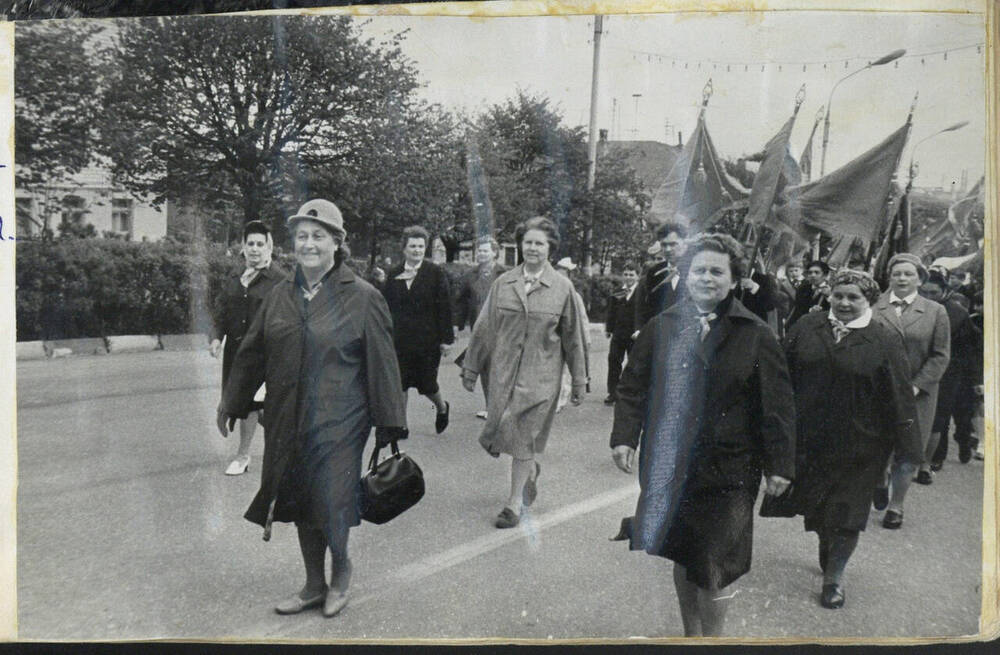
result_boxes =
[5,0,996,643]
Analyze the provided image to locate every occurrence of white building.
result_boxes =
[15,165,166,241]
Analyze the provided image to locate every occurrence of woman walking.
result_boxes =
[784,270,919,609]
[610,233,795,636]
[210,220,284,475]
[218,199,407,617]
[461,216,589,529]
[871,253,950,529]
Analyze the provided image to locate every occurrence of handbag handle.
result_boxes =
[367,439,402,473]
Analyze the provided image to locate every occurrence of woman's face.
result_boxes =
[244,233,267,267]
[830,283,869,322]
[521,229,550,267]
[294,220,339,273]
[685,249,736,310]
[403,237,427,265]
[889,262,921,297]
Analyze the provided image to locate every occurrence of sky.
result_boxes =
[357,10,986,190]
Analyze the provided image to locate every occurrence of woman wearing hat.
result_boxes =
[871,252,950,529]
[210,220,285,475]
[217,199,408,617]
[785,269,919,609]
[461,217,589,528]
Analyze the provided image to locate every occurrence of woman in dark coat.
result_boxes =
[610,233,795,637]
[217,199,407,618]
[210,220,285,475]
[784,269,920,610]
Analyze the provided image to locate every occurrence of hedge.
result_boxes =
[15,239,624,341]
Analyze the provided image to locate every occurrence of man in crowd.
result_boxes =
[381,225,454,434]
[786,259,831,328]
[604,261,639,405]
[633,222,688,333]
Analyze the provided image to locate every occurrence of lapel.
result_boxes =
[875,292,904,336]
[506,265,529,311]
[901,294,928,331]
[526,261,556,299]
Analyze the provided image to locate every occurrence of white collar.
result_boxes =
[889,290,918,305]
[404,260,423,272]
[828,306,872,329]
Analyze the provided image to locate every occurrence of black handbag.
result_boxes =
[360,440,425,524]
[759,482,799,518]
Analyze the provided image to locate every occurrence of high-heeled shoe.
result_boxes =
[225,455,250,476]
[275,587,327,615]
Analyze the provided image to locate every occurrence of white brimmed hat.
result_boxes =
[555,257,577,270]
[286,199,346,237]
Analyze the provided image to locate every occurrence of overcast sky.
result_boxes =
[358,10,986,189]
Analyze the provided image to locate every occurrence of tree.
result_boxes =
[15,21,105,233]
[100,15,425,231]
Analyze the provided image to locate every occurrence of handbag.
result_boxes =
[360,440,425,524]
[759,482,799,518]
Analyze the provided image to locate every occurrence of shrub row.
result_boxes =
[15,239,624,341]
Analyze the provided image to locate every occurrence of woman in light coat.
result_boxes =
[871,253,950,530]
[461,216,589,529]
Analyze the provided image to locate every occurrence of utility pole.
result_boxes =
[631,93,642,136]
[583,15,603,275]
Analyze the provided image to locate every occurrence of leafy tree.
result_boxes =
[100,14,425,231]
[15,21,105,233]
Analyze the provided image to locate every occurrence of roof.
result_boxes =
[599,140,682,194]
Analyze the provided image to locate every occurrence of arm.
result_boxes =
[882,330,921,463]
[454,275,471,330]
[605,295,617,336]
[633,274,650,333]
[912,304,951,392]
[436,268,455,346]
[559,289,590,396]
[364,289,408,443]
[462,280,498,386]
[753,326,796,482]
[219,294,268,420]
[610,320,655,450]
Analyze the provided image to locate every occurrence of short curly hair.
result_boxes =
[678,232,746,281]
[401,225,431,248]
[515,216,560,253]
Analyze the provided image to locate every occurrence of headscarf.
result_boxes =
[240,230,274,288]
[828,269,882,305]
[887,252,928,284]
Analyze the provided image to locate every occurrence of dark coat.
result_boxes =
[633,260,685,330]
[605,284,638,341]
[786,281,829,328]
[784,311,920,531]
[454,263,506,330]
[381,260,455,353]
[220,264,407,538]
[734,270,778,323]
[212,262,284,389]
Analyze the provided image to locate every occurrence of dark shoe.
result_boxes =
[435,401,450,434]
[610,516,633,541]
[275,587,327,615]
[914,470,933,485]
[959,440,974,464]
[523,462,541,507]
[873,486,889,511]
[882,509,903,529]
[495,507,521,529]
[820,583,845,609]
[603,395,616,405]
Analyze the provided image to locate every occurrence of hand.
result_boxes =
[372,267,386,283]
[375,426,409,449]
[740,278,760,294]
[440,343,452,357]
[974,384,984,396]
[631,330,640,340]
[462,376,476,393]
[570,389,583,406]
[612,445,635,473]
[765,475,791,496]
[209,339,222,359]
[817,282,831,296]
[216,409,236,438]
[912,385,921,396]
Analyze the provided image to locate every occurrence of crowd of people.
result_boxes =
[210,199,984,634]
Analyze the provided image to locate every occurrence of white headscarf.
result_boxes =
[240,231,274,288]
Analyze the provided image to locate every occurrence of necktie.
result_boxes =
[829,316,851,343]
[891,299,907,317]
[697,312,717,341]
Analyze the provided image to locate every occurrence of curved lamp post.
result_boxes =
[820,48,906,176]
[908,120,970,187]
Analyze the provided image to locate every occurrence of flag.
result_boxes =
[909,179,983,260]
[947,176,984,244]
[746,111,801,229]
[871,184,908,285]
[648,110,748,230]
[799,114,821,183]
[779,122,910,250]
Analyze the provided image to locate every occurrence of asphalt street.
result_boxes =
[16,330,986,641]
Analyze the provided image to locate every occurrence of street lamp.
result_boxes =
[908,120,970,187]
[820,48,906,176]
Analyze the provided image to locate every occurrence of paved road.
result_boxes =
[16,331,986,641]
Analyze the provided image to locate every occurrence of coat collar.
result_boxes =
[664,295,756,364]
[504,261,557,308]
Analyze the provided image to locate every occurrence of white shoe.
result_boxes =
[475,411,488,420]
[225,455,250,475]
